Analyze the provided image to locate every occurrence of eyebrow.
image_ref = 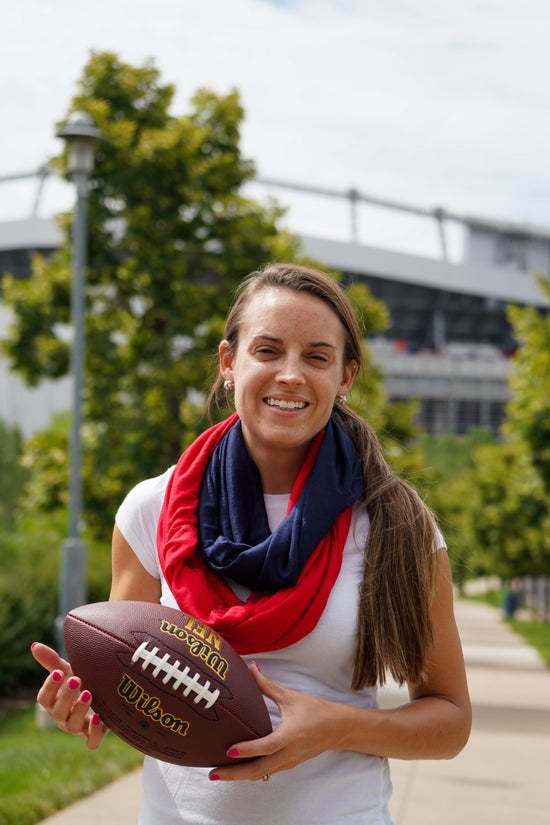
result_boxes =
[253,334,336,349]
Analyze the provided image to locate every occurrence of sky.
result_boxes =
[1,0,549,259]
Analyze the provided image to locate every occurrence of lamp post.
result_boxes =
[54,111,103,656]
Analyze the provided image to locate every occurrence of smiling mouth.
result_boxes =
[264,398,308,411]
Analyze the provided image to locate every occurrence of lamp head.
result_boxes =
[57,111,103,176]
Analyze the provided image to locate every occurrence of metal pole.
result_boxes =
[55,171,88,657]
[31,166,50,217]
[348,188,359,243]
[434,208,449,261]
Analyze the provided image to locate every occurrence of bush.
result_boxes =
[0,510,111,697]
[0,421,29,530]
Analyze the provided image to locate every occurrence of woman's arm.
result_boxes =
[330,549,471,760]
[211,549,471,780]
[110,524,162,602]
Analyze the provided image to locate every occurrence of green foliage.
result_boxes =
[461,439,550,579]
[416,269,550,586]
[0,422,28,529]
[0,511,111,697]
[417,430,496,582]
[0,706,142,825]
[18,415,70,513]
[418,428,496,479]
[0,251,73,386]
[1,51,300,537]
[506,274,550,495]
[423,436,550,583]
[1,51,403,541]
[437,273,550,582]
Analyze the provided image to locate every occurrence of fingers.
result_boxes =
[86,712,110,750]
[249,661,287,706]
[208,663,289,782]
[37,671,87,732]
[35,663,108,745]
[31,642,71,677]
[227,663,287,760]
[209,759,273,784]
[209,739,283,783]
[32,642,108,747]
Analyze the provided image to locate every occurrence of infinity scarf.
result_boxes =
[157,413,363,654]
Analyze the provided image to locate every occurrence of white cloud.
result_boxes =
[1,0,549,253]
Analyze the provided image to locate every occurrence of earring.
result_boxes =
[223,379,234,391]
[336,394,347,405]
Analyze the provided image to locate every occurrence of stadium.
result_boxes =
[1,175,548,438]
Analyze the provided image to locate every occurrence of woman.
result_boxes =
[32,263,471,824]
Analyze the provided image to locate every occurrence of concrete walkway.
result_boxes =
[385,599,550,824]
[38,598,550,824]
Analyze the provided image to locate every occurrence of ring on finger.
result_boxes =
[262,774,270,783]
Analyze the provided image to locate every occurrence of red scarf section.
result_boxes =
[157,414,352,654]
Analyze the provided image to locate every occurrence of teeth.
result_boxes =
[266,398,307,410]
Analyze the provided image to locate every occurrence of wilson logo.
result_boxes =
[159,619,229,680]
[117,673,189,735]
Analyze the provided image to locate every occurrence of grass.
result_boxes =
[0,705,143,825]
[466,589,503,610]
[464,589,550,667]
[507,618,550,667]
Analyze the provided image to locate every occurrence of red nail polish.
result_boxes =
[31,642,38,650]
[80,690,92,703]
[210,774,220,781]
[254,661,262,673]
[92,714,101,726]
[52,670,63,682]
[68,677,79,690]
[227,748,239,757]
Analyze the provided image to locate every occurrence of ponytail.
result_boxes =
[332,405,438,689]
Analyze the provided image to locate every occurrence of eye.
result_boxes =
[255,345,280,358]
[308,352,330,365]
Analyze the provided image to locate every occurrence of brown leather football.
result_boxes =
[64,601,272,766]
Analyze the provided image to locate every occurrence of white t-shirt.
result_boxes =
[116,468,397,825]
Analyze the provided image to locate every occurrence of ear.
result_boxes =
[219,340,234,381]
[338,359,358,397]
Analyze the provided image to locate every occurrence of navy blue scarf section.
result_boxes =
[198,418,363,591]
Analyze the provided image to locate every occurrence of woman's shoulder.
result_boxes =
[115,467,176,577]
[115,466,175,541]
[118,466,175,515]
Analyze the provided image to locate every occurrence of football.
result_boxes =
[63,601,272,767]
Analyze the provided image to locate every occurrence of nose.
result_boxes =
[276,353,306,387]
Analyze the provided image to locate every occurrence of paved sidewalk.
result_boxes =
[38,598,550,824]
[384,599,550,824]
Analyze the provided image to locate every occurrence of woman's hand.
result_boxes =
[29,526,159,750]
[31,642,109,749]
[209,663,346,782]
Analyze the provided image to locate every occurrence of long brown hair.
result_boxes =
[209,263,438,689]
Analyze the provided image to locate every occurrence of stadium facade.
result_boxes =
[1,197,549,438]
[302,218,549,434]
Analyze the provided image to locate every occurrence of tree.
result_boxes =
[1,52,396,538]
[506,274,550,496]
[418,429,497,583]
[420,267,550,584]
[448,439,550,581]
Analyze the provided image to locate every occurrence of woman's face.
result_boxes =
[220,287,357,489]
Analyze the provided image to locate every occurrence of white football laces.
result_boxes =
[131,642,220,709]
